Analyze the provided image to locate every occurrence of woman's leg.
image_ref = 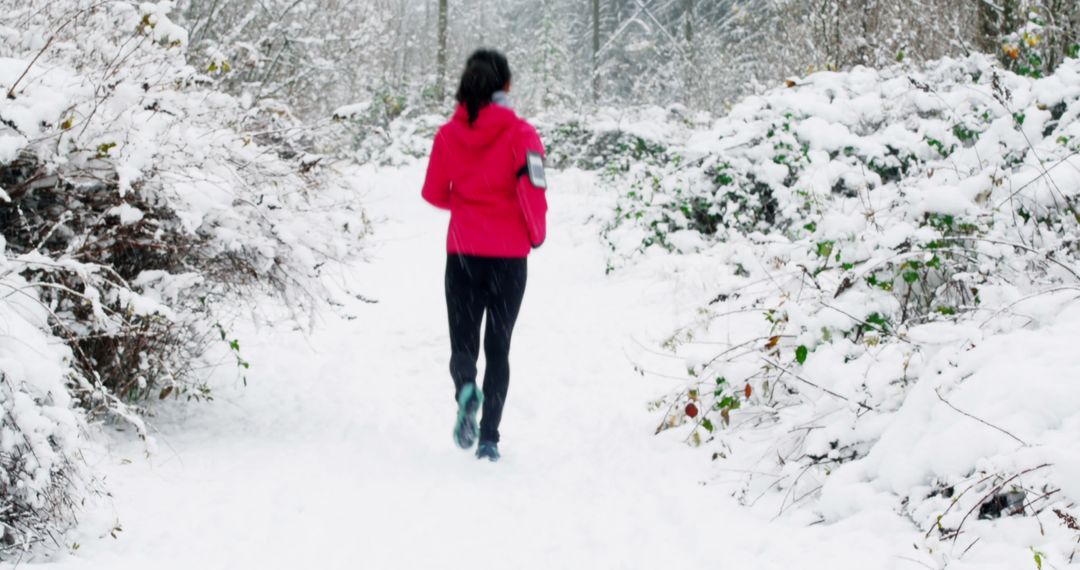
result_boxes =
[445,255,489,400]
[478,258,528,444]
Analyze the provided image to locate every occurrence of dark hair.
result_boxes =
[455,49,512,125]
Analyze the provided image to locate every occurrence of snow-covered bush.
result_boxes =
[0,248,89,553]
[535,107,704,172]
[991,1,1080,78]
[0,0,365,554]
[614,55,1080,567]
[324,101,700,169]
[330,97,444,166]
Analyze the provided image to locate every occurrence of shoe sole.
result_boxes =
[453,384,483,450]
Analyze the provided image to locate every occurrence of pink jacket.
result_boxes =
[422,103,548,258]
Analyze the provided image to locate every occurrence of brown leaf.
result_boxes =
[159,386,173,400]
[765,336,780,349]
[744,383,753,399]
[834,276,854,298]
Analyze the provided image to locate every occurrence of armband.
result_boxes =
[516,151,548,189]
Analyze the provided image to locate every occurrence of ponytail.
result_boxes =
[455,49,512,125]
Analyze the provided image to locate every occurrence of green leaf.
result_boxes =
[95,142,117,158]
[925,137,954,158]
[952,124,979,142]
[903,271,919,284]
[795,345,808,365]
[928,213,955,231]
[866,312,890,331]
[716,395,741,411]
[701,418,714,433]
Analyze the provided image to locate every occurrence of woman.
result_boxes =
[421,49,548,462]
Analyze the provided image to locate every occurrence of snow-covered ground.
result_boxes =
[30,164,922,569]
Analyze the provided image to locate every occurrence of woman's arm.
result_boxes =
[514,124,548,248]
[422,130,452,210]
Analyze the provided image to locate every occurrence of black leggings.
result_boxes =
[445,254,527,444]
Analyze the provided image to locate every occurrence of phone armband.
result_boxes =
[519,151,548,189]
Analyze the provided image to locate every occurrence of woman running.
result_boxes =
[421,49,548,462]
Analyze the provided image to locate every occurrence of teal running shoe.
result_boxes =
[453,384,483,449]
[476,441,500,462]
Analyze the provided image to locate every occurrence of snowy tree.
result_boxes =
[177,0,397,119]
[159,0,1080,121]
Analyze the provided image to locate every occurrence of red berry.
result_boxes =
[685,402,699,418]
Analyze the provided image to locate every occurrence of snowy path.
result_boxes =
[44,165,917,569]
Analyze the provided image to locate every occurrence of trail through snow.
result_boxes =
[39,164,919,569]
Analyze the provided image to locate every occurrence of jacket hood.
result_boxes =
[446,103,519,149]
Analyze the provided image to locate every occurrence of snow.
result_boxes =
[139,2,189,47]
[0,134,25,164]
[2,3,1078,562]
[36,165,922,569]
[106,204,145,225]
[331,101,372,120]
[843,300,1080,496]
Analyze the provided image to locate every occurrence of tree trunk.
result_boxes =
[592,0,601,103]
[976,0,1001,53]
[1044,0,1080,71]
[684,0,694,107]
[685,0,693,43]
[436,0,449,101]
